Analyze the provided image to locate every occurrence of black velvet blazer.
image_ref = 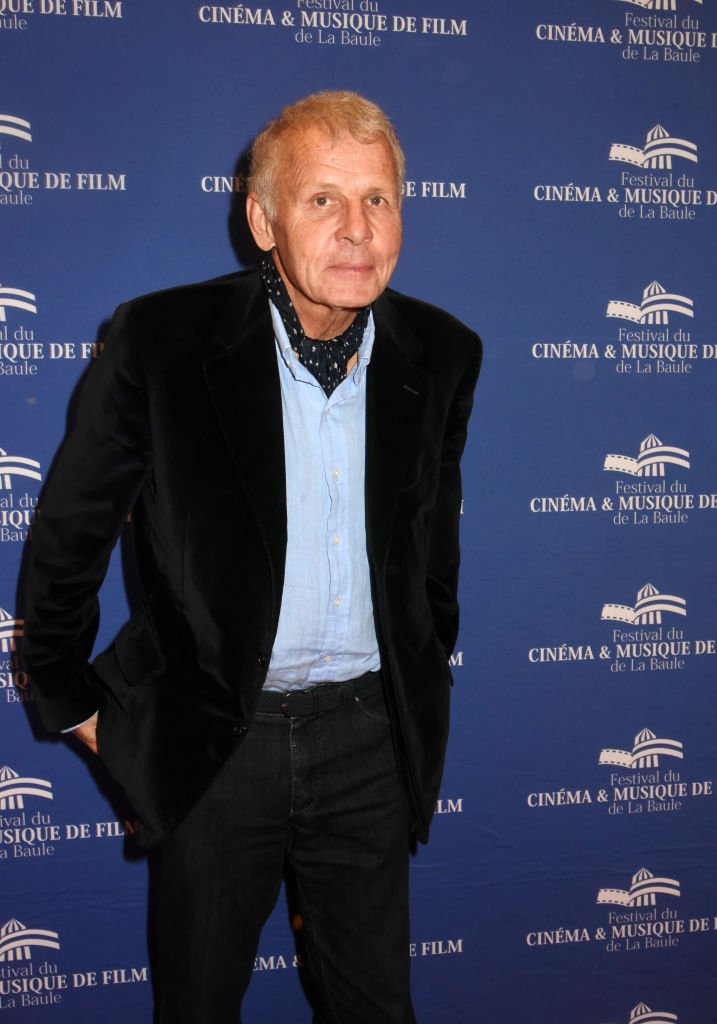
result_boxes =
[23,271,481,846]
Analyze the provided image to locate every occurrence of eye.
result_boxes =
[313,195,330,207]
[367,195,385,207]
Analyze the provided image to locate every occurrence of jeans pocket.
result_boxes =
[352,686,390,725]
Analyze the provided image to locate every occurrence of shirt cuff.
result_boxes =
[61,712,98,734]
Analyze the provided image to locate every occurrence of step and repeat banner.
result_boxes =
[2,1,717,1021]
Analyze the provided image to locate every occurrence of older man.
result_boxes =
[24,91,481,1022]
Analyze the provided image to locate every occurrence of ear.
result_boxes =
[246,193,277,251]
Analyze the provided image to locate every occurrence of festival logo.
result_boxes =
[599,728,683,770]
[607,122,708,220]
[0,919,60,963]
[604,281,698,373]
[526,861,717,954]
[602,433,696,527]
[0,766,53,812]
[601,583,686,626]
[605,279,700,370]
[606,281,693,327]
[603,434,691,478]
[527,724,713,817]
[531,275,715,376]
[535,0,712,64]
[528,577,717,674]
[597,867,680,907]
[0,285,104,374]
[609,124,698,170]
[0,917,148,1011]
[603,581,698,673]
[0,765,59,860]
[0,112,126,206]
[599,727,712,815]
[533,124,716,220]
[0,759,137,860]
[529,432,717,529]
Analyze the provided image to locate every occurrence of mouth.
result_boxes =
[328,264,375,274]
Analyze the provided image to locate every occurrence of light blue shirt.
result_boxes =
[264,301,381,691]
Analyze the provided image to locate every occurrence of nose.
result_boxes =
[338,199,372,245]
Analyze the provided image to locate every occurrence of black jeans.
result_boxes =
[152,672,416,1023]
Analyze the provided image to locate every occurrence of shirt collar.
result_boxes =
[270,300,375,386]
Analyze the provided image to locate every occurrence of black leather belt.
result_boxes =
[255,671,380,718]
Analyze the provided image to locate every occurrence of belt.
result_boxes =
[255,671,380,718]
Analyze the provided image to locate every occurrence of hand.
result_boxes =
[72,712,99,754]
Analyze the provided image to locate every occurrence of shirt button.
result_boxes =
[323,655,332,663]
[332,469,340,479]
[324,408,332,416]
[334,598,342,608]
[333,535,341,545]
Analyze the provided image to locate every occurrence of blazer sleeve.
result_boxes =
[425,333,482,658]
[23,302,152,732]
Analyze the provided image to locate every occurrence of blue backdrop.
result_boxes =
[2,1,717,1021]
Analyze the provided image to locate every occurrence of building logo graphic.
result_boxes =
[0,449,42,491]
[0,286,38,322]
[0,115,32,144]
[627,1004,678,1024]
[606,281,694,325]
[599,728,684,769]
[609,124,698,169]
[0,919,60,963]
[0,608,23,654]
[0,766,52,812]
[603,435,690,477]
[597,867,681,907]
[601,583,687,624]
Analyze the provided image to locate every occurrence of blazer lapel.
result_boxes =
[366,291,430,566]
[202,276,287,579]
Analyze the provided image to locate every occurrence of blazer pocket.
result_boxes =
[112,609,166,687]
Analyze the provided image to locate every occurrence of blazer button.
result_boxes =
[232,721,246,736]
[257,653,268,668]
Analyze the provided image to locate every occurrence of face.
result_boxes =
[247,127,402,338]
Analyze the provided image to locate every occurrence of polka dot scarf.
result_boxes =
[260,253,369,397]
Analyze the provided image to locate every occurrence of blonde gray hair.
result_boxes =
[249,90,405,218]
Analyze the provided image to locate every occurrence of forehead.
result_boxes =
[275,127,397,195]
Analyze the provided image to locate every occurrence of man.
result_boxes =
[24,91,481,1022]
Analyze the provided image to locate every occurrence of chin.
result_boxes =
[327,283,384,310]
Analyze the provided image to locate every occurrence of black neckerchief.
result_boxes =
[260,253,369,397]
